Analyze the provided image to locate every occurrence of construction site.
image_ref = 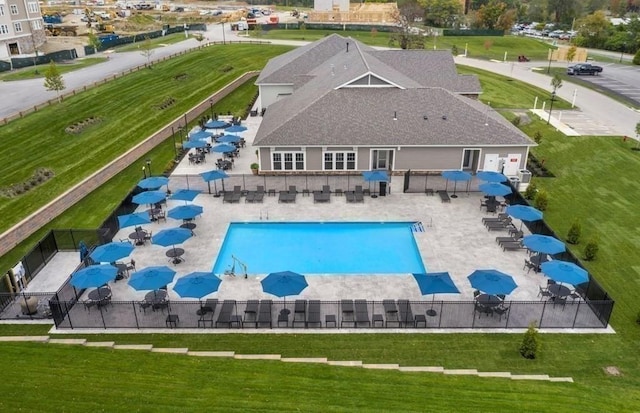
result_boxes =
[308,2,398,24]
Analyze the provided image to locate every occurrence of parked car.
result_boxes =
[567,63,603,75]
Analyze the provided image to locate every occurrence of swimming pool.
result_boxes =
[212,222,426,275]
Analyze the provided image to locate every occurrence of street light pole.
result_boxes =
[620,43,626,63]
[547,92,556,125]
[221,21,226,45]
[209,98,213,120]
[171,126,178,159]
[146,159,152,176]
[142,166,147,179]
[547,48,552,74]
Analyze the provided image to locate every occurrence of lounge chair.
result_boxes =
[341,299,355,327]
[501,241,524,251]
[230,186,242,203]
[397,300,414,327]
[437,190,450,203]
[278,186,297,203]
[242,300,259,327]
[345,191,357,203]
[253,185,265,203]
[355,299,370,327]
[277,309,289,327]
[257,299,273,328]
[482,213,508,223]
[293,300,307,327]
[200,299,218,315]
[198,311,214,327]
[307,300,321,328]
[215,300,236,327]
[383,299,400,327]
[313,185,331,203]
[354,185,365,203]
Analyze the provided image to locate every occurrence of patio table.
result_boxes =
[145,289,168,304]
[88,287,111,302]
[548,284,570,299]
[166,248,185,264]
[476,294,502,308]
[128,230,147,245]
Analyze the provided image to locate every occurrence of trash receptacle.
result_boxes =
[379,182,387,196]
[508,176,520,191]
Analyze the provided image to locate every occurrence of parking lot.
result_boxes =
[569,63,640,107]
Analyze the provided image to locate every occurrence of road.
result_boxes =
[1,25,638,137]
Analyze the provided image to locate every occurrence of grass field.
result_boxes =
[0,58,108,81]
[2,44,640,411]
[114,32,200,53]
[255,29,555,61]
[0,44,292,235]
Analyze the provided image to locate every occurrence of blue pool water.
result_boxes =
[212,222,426,275]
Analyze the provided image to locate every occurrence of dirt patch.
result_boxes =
[603,366,622,376]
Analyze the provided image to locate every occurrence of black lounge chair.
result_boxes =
[482,213,508,223]
[397,299,415,327]
[307,300,321,328]
[345,191,356,203]
[254,186,265,203]
[502,241,525,251]
[198,310,214,327]
[215,300,236,327]
[383,299,399,327]
[278,186,297,203]
[437,190,450,203]
[341,299,355,327]
[313,185,331,203]
[293,300,307,327]
[257,300,273,328]
[355,299,370,327]
[354,186,365,203]
[277,309,289,327]
[242,300,259,327]
[200,299,218,315]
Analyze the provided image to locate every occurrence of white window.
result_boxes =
[27,2,38,13]
[32,19,42,30]
[0,6,5,16]
[272,151,304,171]
[0,24,9,35]
[323,151,356,171]
[14,22,22,32]
[10,4,18,14]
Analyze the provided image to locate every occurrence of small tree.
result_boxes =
[519,322,540,359]
[584,237,599,261]
[534,188,548,211]
[523,180,537,200]
[451,44,458,56]
[551,74,563,94]
[566,45,577,65]
[533,131,543,144]
[87,30,101,54]
[43,60,65,102]
[566,220,582,244]
[140,36,154,67]
[635,121,640,151]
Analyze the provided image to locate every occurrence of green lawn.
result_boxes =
[0,58,108,81]
[257,29,555,61]
[0,44,292,236]
[114,32,200,52]
[3,44,640,411]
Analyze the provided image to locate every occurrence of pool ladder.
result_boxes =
[260,209,269,221]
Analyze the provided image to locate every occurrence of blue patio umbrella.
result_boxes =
[506,205,543,230]
[71,264,118,289]
[413,272,460,316]
[183,140,207,149]
[441,170,472,198]
[211,143,236,153]
[173,272,222,299]
[225,125,247,134]
[362,170,389,182]
[467,269,518,295]
[167,204,203,221]
[137,176,169,190]
[522,235,566,255]
[132,190,167,206]
[128,266,176,291]
[89,241,134,263]
[189,130,213,141]
[205,120,230,129]
[152,227,192,248]
[117,211,151,229]
[170,189,201,203]
[541,261,589,286]
[476,171,508,183]
[261,271,308,304]
[200,169,229,195]
[217,134,241,143]
[479,182,512,197]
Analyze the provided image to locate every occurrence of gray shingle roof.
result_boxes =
[254,88,533,147]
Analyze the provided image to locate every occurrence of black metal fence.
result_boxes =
[84,24,208,54]
[0,49,79,73]
[49,298,612,330]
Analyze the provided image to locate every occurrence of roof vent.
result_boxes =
[442,115,447,120]
[346,42,349,53]
[393,111,397,121]
[423,115,428,120]
[330,64,335,76]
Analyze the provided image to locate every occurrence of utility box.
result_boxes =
[517,169,532,192]
[508,176,520,191]
[379,181,387,196]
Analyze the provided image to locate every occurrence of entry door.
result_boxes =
[462,149,480,171]
[483,153,500,171]
[503,154,522,176]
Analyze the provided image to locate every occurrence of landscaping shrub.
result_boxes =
[584,237,599,261]
[534,188,548,211]
[512,115,521,126]
[523,180,537,200]
[519,322,540,359]
[566,220,582,244]
[533,131,542,144]
[451,44,458,55]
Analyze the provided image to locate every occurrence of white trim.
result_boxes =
[368,148,396,171]
[335,71,405,90]
[461,148,482,171]
[322,149,357,171]
[271,150,305,171]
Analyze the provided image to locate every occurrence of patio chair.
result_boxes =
[501,241,524,251]
[341,299,355,327]
[277,309,289,327]
[523,259,538,273]
[242,299,259,327]
[474,302,493,318]
[83,300,96,312]
[138,300,152,313]
[198,311,214,327]
[293,300,307,328]
[215,300,236,328]
[538,285,553,301]
[307,300,321,328]
[253,185,265,203]
[156,210,166,223]
[355,299,370,327]
[437,190,450,203]
[345,191,357,203]
[397,300,415,327]
[126,259,136,273]
[493,305,509,321]
[143,230,152,242]
[257,300,273,328]
[383,299,399,327]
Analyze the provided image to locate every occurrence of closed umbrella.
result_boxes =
[138,176,169,190]
[476,171,508,183]
[167,204,203,221]
[200,169,229,195]
[117,212,151,229]
[89,241,134,263]
[467,269,517,295]
[71,264,118,289]
[479,182,512,197]
[540,261,589,286]
[522,235,565,255]
[132,190,167,206]
[441,170,472,198]
[413,272,459,316]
